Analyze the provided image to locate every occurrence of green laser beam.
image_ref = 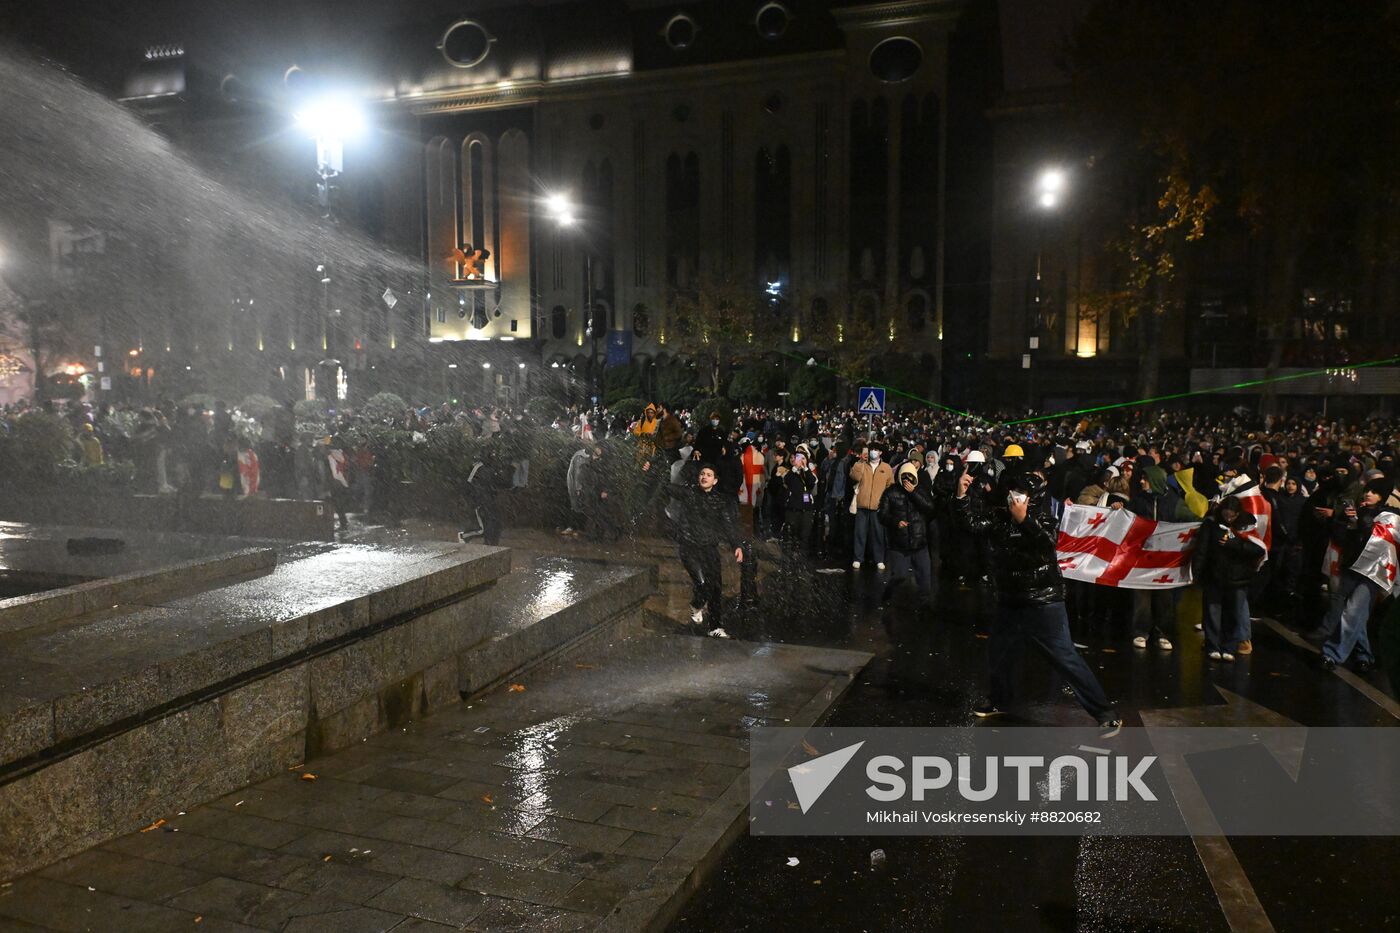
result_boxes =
[997,355,1400,427]
[777,351,1400,433]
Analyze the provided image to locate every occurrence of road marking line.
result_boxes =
[1257,616,1400,720]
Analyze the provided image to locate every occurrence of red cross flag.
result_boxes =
[1218,476,1272,556]
[1345,511,1400,593]
[1056,505,1199,589]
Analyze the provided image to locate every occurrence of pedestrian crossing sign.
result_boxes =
[858,386,885,414]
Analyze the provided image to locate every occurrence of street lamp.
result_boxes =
[295,95,365,402]
[1025,166,1068,409]
[543,191,600,410]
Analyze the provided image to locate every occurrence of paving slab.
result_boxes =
[0,627,869,932]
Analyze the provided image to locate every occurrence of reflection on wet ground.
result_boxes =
[670,547,1398,933]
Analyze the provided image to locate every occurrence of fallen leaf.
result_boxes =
[786,801,801,810]
[507,684,527,692]
[1101,648,1118,654]
[786,857,800,867]
[322,854,333,862]
[287,764,304,771]
[480,794,494,805]
[574,663,597,670]
[813,879,822,885]
[195,916,203,924]
[801,739,819,757]
[140,819,166,833]
[234,801,244,807]
[300,773,317,782]
[975,633,989,639]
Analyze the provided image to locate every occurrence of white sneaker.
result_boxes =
[1208,650,1222,660]
[1221,652,1235,663]
[1132,636,1148,649]
[1194,623,1204,631]
[1157,638,1174,651]
[876,563,887,572]
[852,561,862,570]
[707,627,730,639]
[690,607,705,625]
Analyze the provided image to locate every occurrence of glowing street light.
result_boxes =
[294,96,366,144]
[1034,167,1067,210]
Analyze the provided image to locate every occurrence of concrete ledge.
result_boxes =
[0,550,657,881]
[0,547,278,635]
[0,493,336,541]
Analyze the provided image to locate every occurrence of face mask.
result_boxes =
[711,420,720,427]
[869,452,880,462]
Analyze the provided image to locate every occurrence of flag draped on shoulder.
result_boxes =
[1324,511,1400,592]
[1056,505,1201,589]
[1218,475,1272,558]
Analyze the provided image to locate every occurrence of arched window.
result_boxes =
[551,305,567,339]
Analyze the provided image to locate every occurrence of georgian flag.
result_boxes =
[1218,475,1272,557]
[327,448,351,488]
[1056,505,1200,589]
[1323,511,1400,593]
[237,448,260,496]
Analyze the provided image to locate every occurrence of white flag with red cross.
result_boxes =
[1340,511,1400,593]
[1218,476,1272,557]
[1056,505,1200,589]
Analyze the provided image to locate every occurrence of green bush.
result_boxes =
[787,364,836,408]
[602,364,642,407]
[609,398,646,423]
[727,365,781,404]
[0,410,74,486]
[524,395,563,424]
[689,396,735,430]
[655,362,700,409]
[181,393,218,412]
[363,392,408,423]
[239,394,281,419]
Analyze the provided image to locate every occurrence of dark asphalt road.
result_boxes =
[668,551,1399,933]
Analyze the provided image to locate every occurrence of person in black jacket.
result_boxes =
[879,462,939,606]
[1318,478,1390,671]
[783,452,818,553]
[955,470,1120,733]
[1191,496,1263,660]
[668,462,748,638]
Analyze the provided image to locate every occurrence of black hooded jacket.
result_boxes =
[879,479,938,551]
[954,495,1064,607]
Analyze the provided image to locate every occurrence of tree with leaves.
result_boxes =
[1070,0,1400,407]
[667,272,784,393]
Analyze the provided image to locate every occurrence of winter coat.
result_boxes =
[1128,489,1195,523]
[953,495,1065,607]
[1330,505,1388,570]
[1271,490,1306,544]
[784,468,818,511]
[849,459,895,510]
[1191,518,1264,588]
[1076,483,1108,506]
[668,484,745,550]
[657,414,684,451]
[879,483,938,552]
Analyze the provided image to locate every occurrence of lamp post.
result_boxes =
[1026,166,1067,411]
[543,193,600,411]
[295,96,364,402]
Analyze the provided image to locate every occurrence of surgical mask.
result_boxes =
[710,419,720,427]
[869,452,881,462]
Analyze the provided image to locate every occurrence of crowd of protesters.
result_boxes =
[4,394,1398,692]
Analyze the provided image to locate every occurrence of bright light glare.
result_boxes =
[1039,191,1058,209]
[1037,168,1066,193]
[482,362,492,369]
[295,97,366,140]
[544,192,573,216]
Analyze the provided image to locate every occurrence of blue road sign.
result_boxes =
[858,386,886,414]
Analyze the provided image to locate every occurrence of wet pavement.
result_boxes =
[667,551,1400,933]
[0,603,869,932]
